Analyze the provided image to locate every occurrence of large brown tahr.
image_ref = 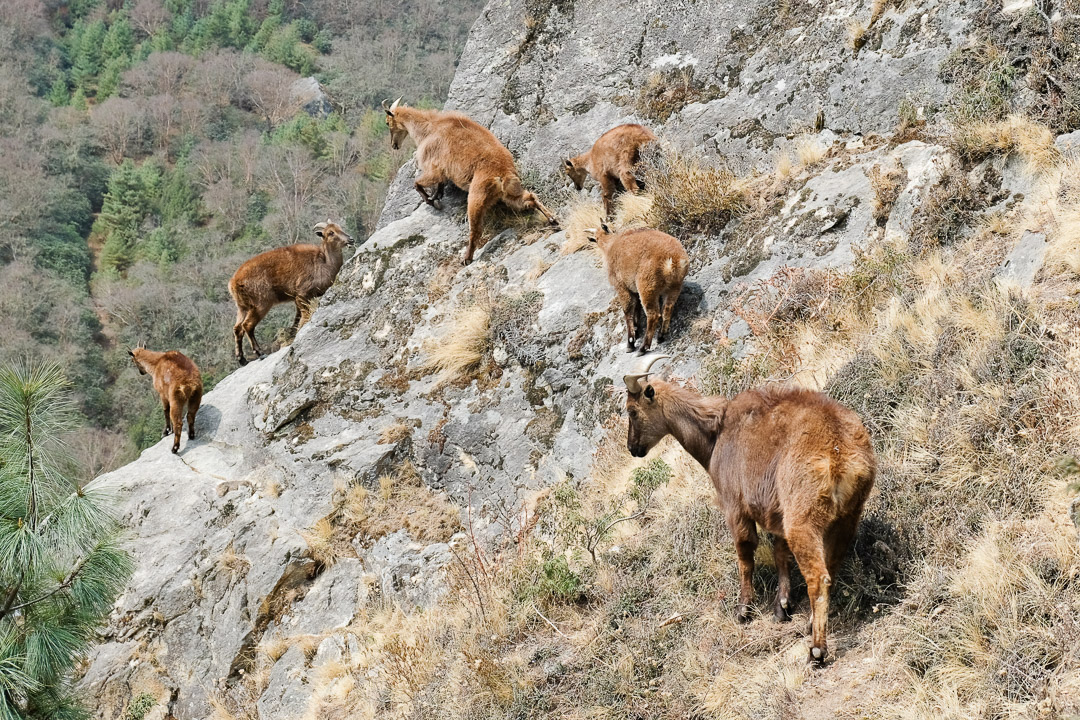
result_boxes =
[564,123,657,218]
[622,355,876,664]
[228,220,353,365]
[589,224,689,354]
[129,347,203,454]
[383,98,558,264]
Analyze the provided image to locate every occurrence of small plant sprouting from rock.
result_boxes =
[125,693,157,720]
[868,161,908,226]
[490,290,545,367]
[549,458,673,566]
[635,66,718,122]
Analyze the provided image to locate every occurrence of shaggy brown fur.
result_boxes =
[383,98,558,264]
[228,220,353,365]
[129,347,203,454]
[623,362,875,664]
[588,224,689,354]
[565,123,657,217]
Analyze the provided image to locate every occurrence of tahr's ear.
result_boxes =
[644,385,655,400]
[127,350,134,357]
[600,222,610,234]
[564,158,574,168]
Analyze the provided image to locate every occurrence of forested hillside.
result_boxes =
[0,0,483,476]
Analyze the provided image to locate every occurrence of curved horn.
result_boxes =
[313,221,328,231]
[381,98,392,113]
[623,354,671,393]
[390,96,402,112]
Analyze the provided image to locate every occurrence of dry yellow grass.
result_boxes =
[847,18,869,52]
[795,134,826,168]
[775,149,795,179]
[299,517,339,567]
[561,197,605,256]
[957,114,1060,173]
[613,191,654,228]
[377,420,414,445]
[421,304,491,384]
[562,192,656,256]
[343,462,460,545]
[1031,157,1080,277]
[644,147,748,232]
[217,543,250,576]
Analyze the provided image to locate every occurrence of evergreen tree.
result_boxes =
[0,362,132,718]
[224,0,254,47]
[101,15,135,64]
[96,161,161,273]
[69,88,88,111]
[70,19,106,93]
[46,76,69,107]
[158,162,202,226]
[96,57,128,100]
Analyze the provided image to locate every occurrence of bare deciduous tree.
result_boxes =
[130,0,171,38]
[242,66,301,131]
[123,51,194,98]
[261,145,325,242]
[92,97,149,163]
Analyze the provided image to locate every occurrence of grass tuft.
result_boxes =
[422,305,491,385]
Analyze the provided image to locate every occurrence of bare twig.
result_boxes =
[533,603,570,639]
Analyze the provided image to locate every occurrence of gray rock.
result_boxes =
[996,230,1048,287]
[1056,130,1080,158]
[291,77,334,118]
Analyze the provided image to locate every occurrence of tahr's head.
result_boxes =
[382,97,407,150]
[313,220,354,248]
[128,344,149,375]
[623,354,671,457]
[584,222,612,245]
[563,157,588,191]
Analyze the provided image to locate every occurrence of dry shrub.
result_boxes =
[562,193,655,256]
[299,517,340,568]
[847,18,869,53]
[378,419,415,445]
[1032,157,1080,279]
[421,304,491,385]
[868,161,908,226]
[888,518,1080,717]
[343,462,461,546]
[635,66,714,122]
[908,170,984,253]
[954,114,1060,172]
[642,145,748,234]
[561,197,605,256]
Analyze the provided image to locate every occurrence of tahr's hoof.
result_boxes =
[636,347,651,356]
[809,646,827,666]
[162,427,171,438]
[237,357,248,367]
[171,446,179,455]
[736,605,753,624]
[774,602,791,622]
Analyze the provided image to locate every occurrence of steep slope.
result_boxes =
[80,1,1080,718]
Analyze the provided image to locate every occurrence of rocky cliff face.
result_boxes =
[79,1,1072,718]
